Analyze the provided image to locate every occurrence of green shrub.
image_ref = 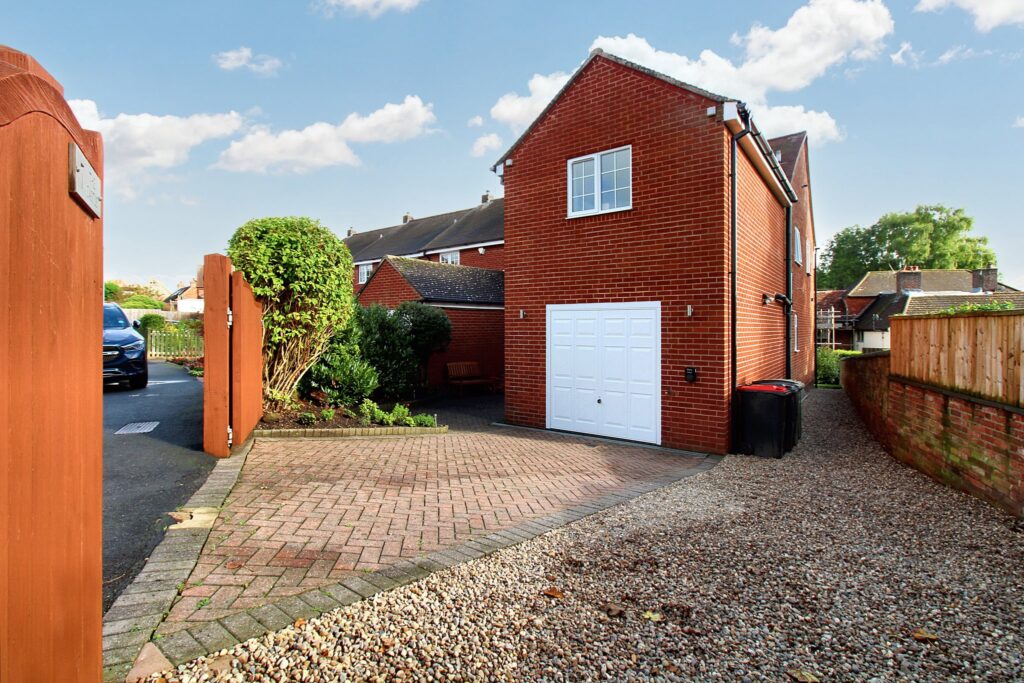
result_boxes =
[817,348,861,385]
[938,301,1015,315]
[121,294,164,310]
[297,412,316,426]
[357,305,417,399]
[138,313,166,337]
[412,413,437,428]
[104,281,123,302]
[300,324,379,407]
[358,398,377,427]
[265,388,300,412]
[389,403,414,427]
[395,301,452,366]
[228,216,354,409]
[320,408,336,422]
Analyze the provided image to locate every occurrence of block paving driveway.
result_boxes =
[156,396,706,635]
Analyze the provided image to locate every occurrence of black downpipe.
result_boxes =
[730,121,750,449]
[784,205,793,380]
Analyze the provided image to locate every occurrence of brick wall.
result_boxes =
[789,145,816,386]
[843,353,1024,517]
[356,259,420,307]
[426,307,504,386]
[425,244,505,270]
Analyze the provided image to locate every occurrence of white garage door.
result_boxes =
[546,302,661,444]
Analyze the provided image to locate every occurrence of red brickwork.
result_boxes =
[843,353,1024,517]
[426,307,504,386]
[425,243,504,270]
[502,54,800,454]
[355,259,420,308]
[788,145,816,385]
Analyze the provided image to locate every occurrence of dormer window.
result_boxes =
[439,250,460,265]
[358,264,373,284]
[567,145,631,217]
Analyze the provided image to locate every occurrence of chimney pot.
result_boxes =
[346,227,355,237]
[481,190,493,204]
[402,212,413,224]
[972,266,998,292]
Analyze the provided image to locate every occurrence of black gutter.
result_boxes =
[784,205,793,379]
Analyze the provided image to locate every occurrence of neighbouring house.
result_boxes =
[165,276,204,313]
[493,49,816,454]
[817,266,1018,351]
[344,193,503,292]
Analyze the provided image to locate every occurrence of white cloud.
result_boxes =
[1014,116,1024,128]
[488,0,893,146]
[68,99,244,198]
[467,115,484,127]
[470,133,503,158]
[216,95,435,173]
[214,46,282,76]
[890,41,923,66]
[934,44,992,64]
[319,0,423,18]
[490,71,570,132]
[915,0,1024,31]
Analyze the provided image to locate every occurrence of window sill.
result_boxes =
[566,205,633,220]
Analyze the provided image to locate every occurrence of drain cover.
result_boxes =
[115,421,159,435]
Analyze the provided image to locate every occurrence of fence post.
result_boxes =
[203,254,232,456]
[1,47,103,682]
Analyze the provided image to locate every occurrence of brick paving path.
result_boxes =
[156,397,704,634]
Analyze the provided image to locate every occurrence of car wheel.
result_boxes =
[129,372,148,390]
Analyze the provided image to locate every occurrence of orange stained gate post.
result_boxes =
[0,47,104,682]
[203,254,232,457]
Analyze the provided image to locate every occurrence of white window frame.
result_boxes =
[439,250,460,265]
[566,145,632,218]
[794,225,803,266]
[357,264,373,285]
[806,237,812,275]
[794,313,800,352]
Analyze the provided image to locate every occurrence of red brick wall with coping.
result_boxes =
[843,352,1024,517]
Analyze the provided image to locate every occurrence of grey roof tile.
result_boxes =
[368,257,504,306]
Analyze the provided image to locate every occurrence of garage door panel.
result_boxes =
[547,303,661,445]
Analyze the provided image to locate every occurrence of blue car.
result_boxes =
[103,303,148,388]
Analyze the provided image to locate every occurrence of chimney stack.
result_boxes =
[481,190,493,204]
[972,266,998,292]
[346,227,355,237]
[896,265,922,292]
[402,212,413,224]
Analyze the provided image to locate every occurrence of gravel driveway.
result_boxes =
[150,389,1023,682]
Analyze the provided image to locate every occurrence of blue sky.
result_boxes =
[5,0,1023,288]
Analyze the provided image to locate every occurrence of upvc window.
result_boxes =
[793,314,800,352]
[794,225,803,265]
[439,250,460,265]
[358,264,373,284]
[567,145,631,217]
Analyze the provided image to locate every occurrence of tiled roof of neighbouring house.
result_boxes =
[767,132,807,182]
[902,292,1024,316]
[383,256,504,306]
[854,293,908,331]
[345,199,504,264]
[816,289,846,312]
[847,269,1017,297]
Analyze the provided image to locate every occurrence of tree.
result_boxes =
[137,313,166,338]
[395,301,452,367]
[104,281,123,302]
[227,217,354,409]
[817,205,997,289]
[356,304,417,400]
[121,294,164,310]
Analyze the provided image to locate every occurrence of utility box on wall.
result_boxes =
[0,47,104,682]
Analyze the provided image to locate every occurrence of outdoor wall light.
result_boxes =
[763,293,774,306]
[478,247,486,254]
[519,309,527,319]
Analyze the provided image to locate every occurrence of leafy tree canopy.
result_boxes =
[104,281,122,302]
[121,294,164,310]
[818,205,996,290]
[227,216,354,408]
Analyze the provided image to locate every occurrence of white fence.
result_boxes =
[147,330,204,359]
[122,308,201,324]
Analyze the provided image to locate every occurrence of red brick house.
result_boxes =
[344,195,505,389]
[493,50,816,454]
[356,256,504,387]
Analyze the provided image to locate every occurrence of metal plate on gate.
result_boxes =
[68,143,102,218]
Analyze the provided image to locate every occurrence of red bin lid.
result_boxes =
[737,384,788,392]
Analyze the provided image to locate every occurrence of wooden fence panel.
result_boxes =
[147,329,204,358]
[890,311,1024,408]
[231,271,263,447]
[203,254,232,457]
[1,47,103,683]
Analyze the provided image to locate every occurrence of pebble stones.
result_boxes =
[150,390,1023,682]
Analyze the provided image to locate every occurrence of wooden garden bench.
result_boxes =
[446,361,498,395]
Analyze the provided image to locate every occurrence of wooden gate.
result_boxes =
[203,254,263,456]
[1,47,103,682]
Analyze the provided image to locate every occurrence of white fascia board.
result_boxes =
[353,251,425,267]
[424,240,504,255]
[723,102,794,207]
[352,259,381,267]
